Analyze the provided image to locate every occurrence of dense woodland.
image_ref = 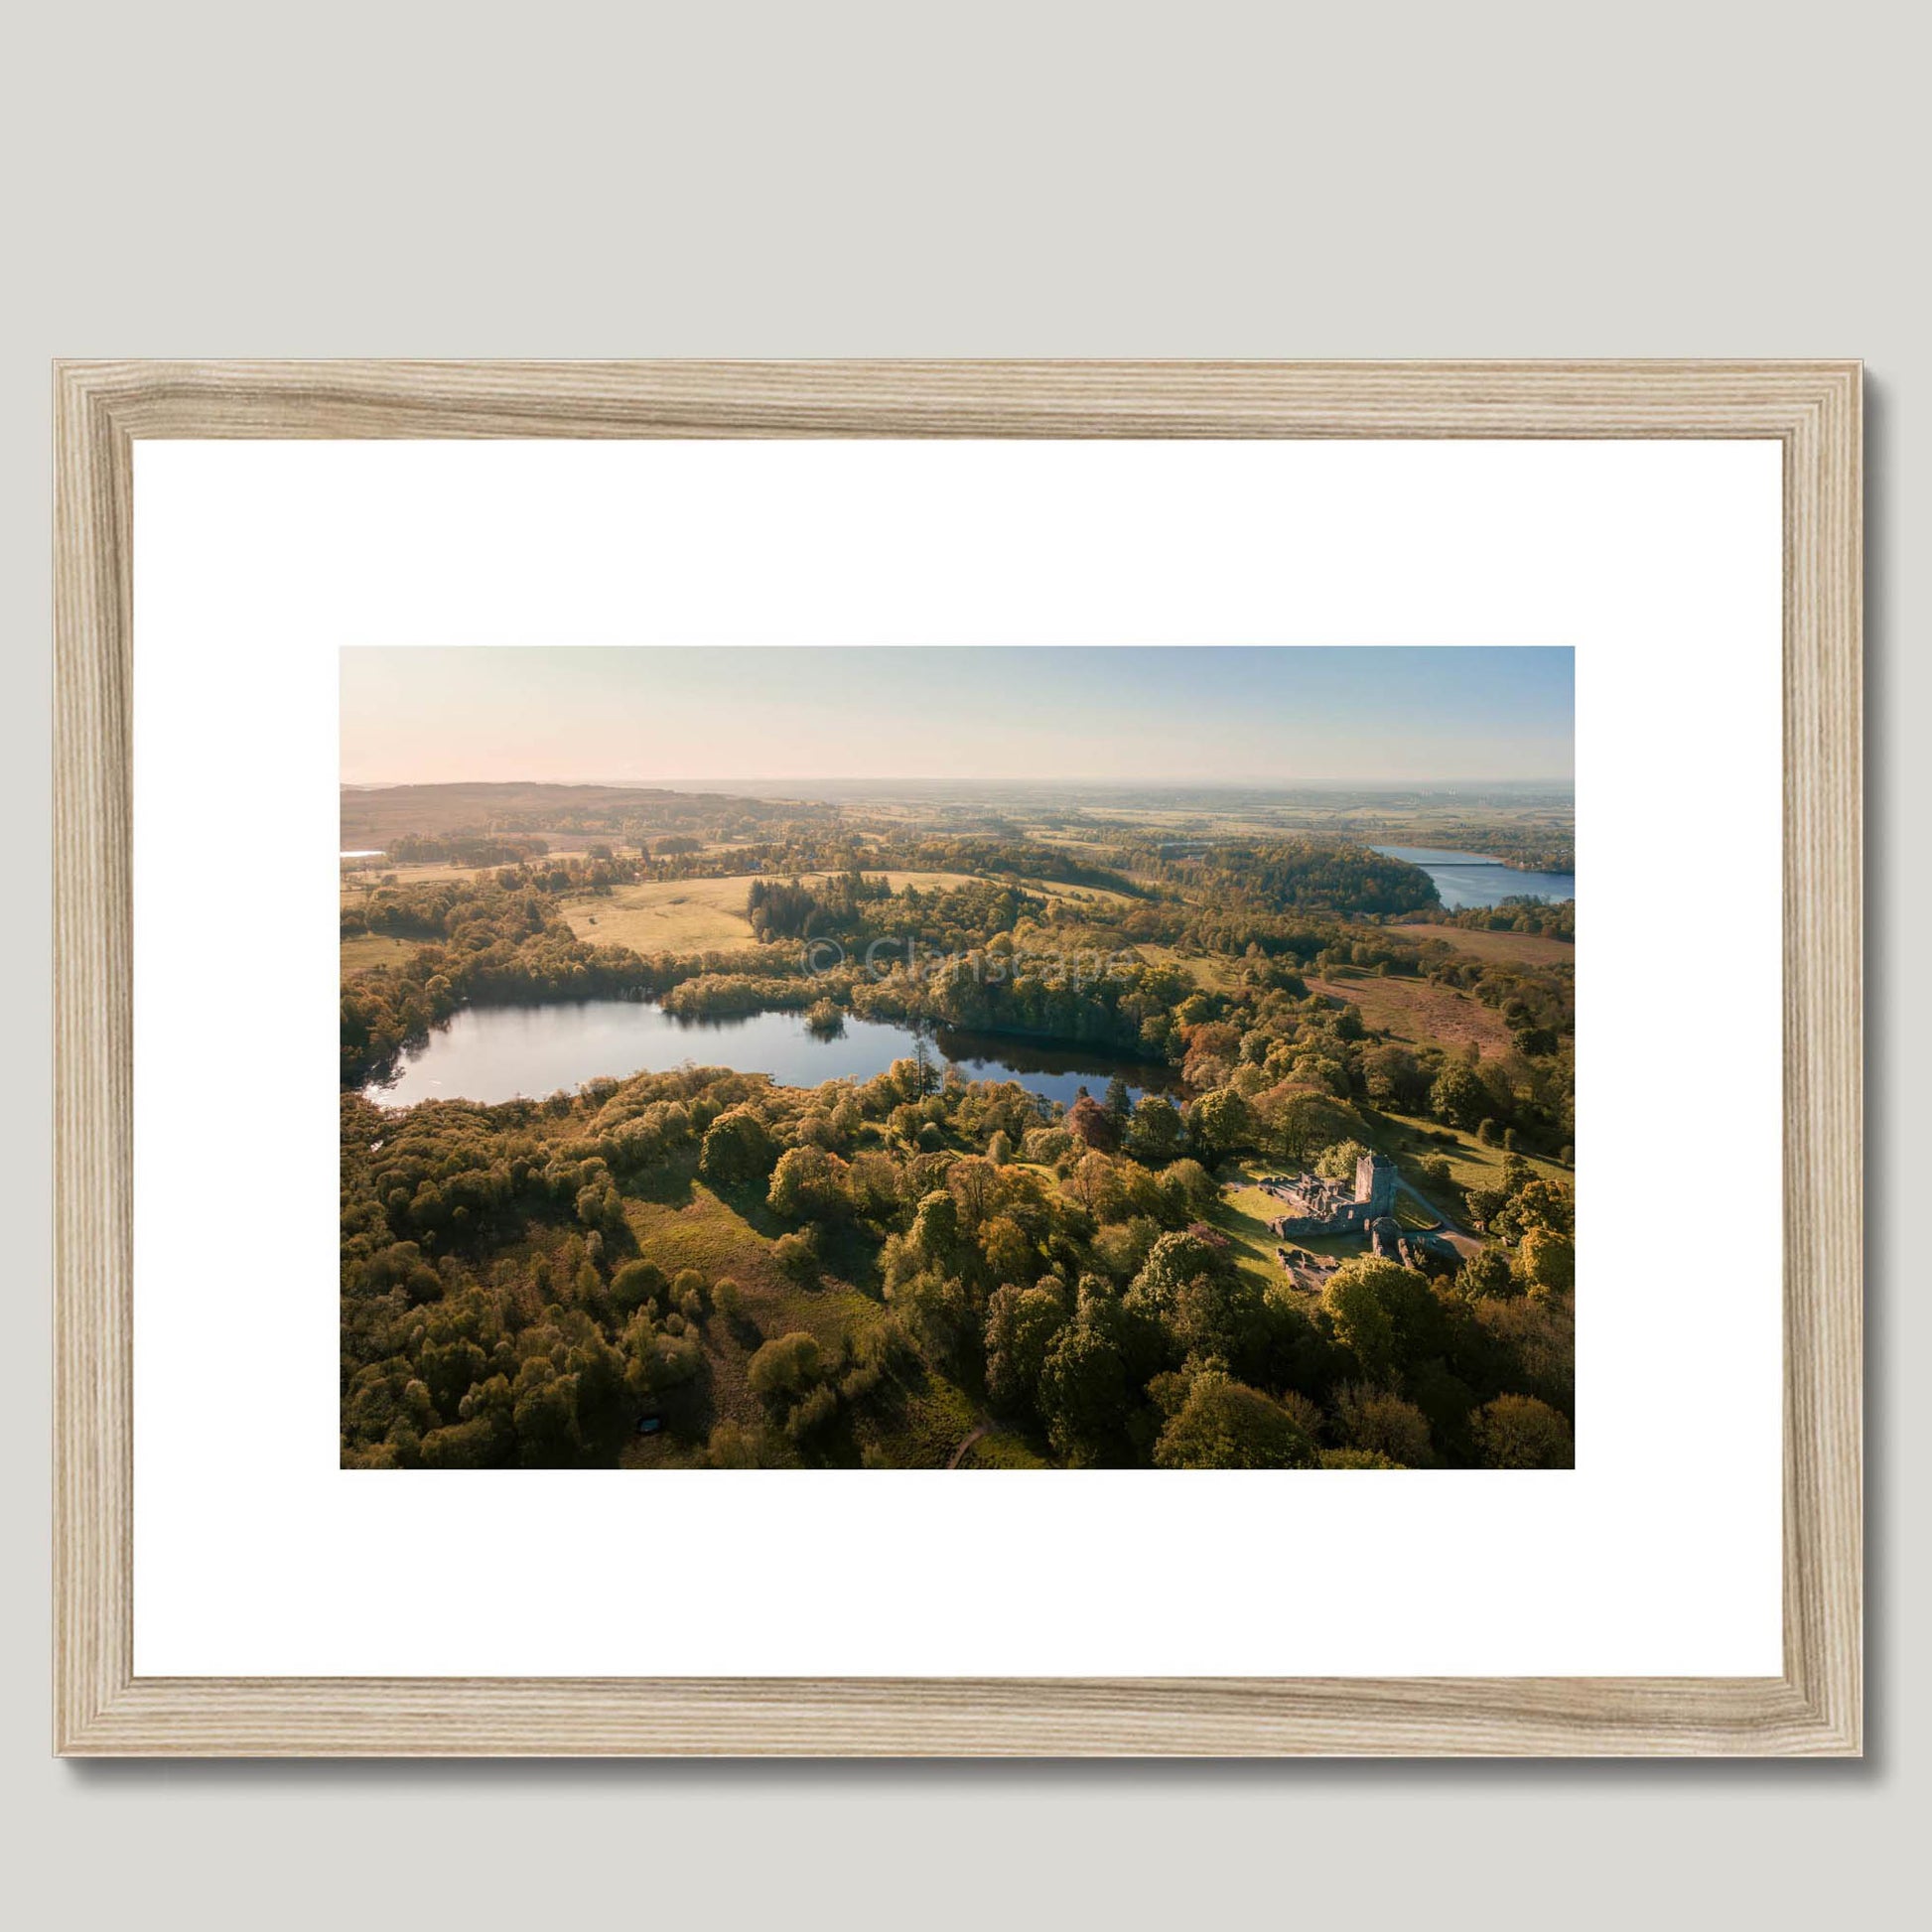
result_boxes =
[342,783,1577,1470]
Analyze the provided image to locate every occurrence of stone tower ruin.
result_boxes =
[1354,1150,1397,1218]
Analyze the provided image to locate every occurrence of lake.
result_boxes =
[365,1000,1178,1111]
[1374,844,1577,910]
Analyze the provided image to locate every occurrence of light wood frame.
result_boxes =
[54,360,1863,1756]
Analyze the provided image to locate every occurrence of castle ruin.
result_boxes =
[1263,1150,1397,1239]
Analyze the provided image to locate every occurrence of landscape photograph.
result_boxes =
[341,645,1577,1471]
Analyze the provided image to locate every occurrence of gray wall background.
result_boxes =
[2,3,1918,1924]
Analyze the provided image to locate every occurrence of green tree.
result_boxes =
[1314,1139,1373,1182]
[1515,1226,1576,1300]
[611,1258,666,1315]
[1124,1095,1186,1166]
[771,1229,818,1285]
[1036,1315,1131,1466]
[1153,1371,1317,1469]
[1453,1246,1517,1301]
[910,1188,963,1268]
[1430,1065,1490,1131]
[785,1383,840,1443]
[1128,1229,1269,1379]
[1186,1086,1254,1159]
[1335,1382,1433,1466]
[1318,1447,1402,1469]
[1320,1256,1453,1387]
[1160,1158,1218,1219]
[983,1282,1068,1415]
[980,1213,1037,1286]
[747,1331,822,1407]
[766,1144,850,1221]
[698,1105,777,1188]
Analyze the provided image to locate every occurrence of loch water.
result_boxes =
[364,999,1178,1111]
[1373,844,1576,910]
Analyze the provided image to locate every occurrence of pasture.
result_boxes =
[339,932,416,975]
[1388,922,1576,967]
[1306,970,1516,1059]
[1377,1114,1571,1202]
[558,867,1140,956]
[562,876,761,952]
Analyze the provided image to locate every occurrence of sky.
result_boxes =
[340,645,1573,787]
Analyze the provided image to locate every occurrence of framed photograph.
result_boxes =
[54,360,1861,1755]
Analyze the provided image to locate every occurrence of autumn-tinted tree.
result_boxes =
[1470,1394,1575,1468]
[766,1144,851,1221]
[1066,1092,1118,1152]
[1515,1225,1576,1299]
[1334,1383,1434,1466]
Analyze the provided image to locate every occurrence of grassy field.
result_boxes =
[562,876,762,951]
[341,860,492,900]
[1387,922,1576,967]
[344,855,1141,958]
[1306,970,1515,1059]
[1128,943,1246,992]
[1375,1113,1571,1203]
[339,932,416,975]
[557,868,1140,955]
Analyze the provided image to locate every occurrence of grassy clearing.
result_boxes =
[558,866,1140,957]
[1128,943,1246,992]
[339,932,416,975]
[340,861,492,899]
[1307,971,1515,1059]
[1387,922,1576,967]
[959,1429,1049,1469]
[868,1374,982,1468]
[614,1175,897,1462]
[826,867,1136,908]
[1374,1113,1571,1205]
[562,876,760,952]
[623,1180,879,1344]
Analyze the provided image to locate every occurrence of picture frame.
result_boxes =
[53,359,1862,1756]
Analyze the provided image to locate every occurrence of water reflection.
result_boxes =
[364,999,1178,1111]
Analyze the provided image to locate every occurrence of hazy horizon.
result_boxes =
[342,645,1574,787]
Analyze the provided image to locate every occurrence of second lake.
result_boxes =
[1373,844,1577,910]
